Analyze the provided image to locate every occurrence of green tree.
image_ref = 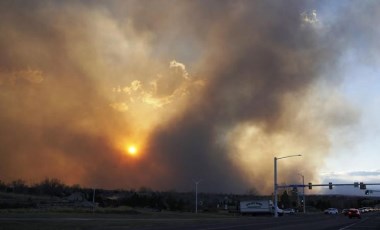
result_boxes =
[0,180,6,192]
[280,190,290,208]
[10,179,28,193]
[316,199,331,210]
[34,178,67,197]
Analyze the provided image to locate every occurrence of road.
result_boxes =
[0,212,379,230]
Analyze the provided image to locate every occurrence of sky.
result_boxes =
[0,0,379,195]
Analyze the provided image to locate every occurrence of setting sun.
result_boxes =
[117,137,143,158]
[127,146,137,156]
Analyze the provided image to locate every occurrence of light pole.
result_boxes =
[193,179,202,214]
[92,188,96,213]
[274,154,302,218]
[298,173,306,214]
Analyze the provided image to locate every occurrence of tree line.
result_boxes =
[1,178,378,212]
[0,178,193,211]
[0,178,82,197]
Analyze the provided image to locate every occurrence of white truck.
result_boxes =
[240,200,283,215]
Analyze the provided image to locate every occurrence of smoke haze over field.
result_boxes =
[0,1,378,193]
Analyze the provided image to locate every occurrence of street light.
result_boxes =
[193,179,202,214]
[297,173,306,214]
[274,154,302,218]
[92,188,96,213]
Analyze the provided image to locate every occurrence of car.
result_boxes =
[283,208,295,215]
[342,209,349,216]
[362,207,373,212]
[324,208,339,214]
[347,208,361,219]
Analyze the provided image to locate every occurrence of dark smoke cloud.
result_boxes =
[145,1,325,192]
[0,0,377,193]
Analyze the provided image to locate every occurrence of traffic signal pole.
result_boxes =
[278,182,380,190]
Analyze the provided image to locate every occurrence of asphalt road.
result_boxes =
[0,212,379,230]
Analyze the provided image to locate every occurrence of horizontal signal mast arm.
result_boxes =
[277,183,380,189]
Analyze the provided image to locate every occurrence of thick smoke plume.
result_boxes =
[0,1,376,193]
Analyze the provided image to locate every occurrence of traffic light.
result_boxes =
[329,182,333,190]
[359,182,366,190]
[308,183,312,189]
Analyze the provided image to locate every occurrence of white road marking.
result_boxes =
[338,218,368,230]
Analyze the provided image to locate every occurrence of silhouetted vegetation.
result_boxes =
[0,178,379,212]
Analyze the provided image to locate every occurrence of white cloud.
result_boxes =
[170,60,189,79]
[110,60,201,110]
[301,10,318,25]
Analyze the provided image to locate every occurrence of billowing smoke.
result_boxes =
[0,1,376,193]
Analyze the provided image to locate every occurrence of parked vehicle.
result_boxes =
[361,207,373,212]
[240,200,283,215]
[324,208,338,214]
[342,209,349,216]
[283,208,295,215]
[347,208,361,219]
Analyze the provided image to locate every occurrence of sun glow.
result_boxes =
[116,136,145,158]
[128,146,137,155]
[127,145,137,156]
